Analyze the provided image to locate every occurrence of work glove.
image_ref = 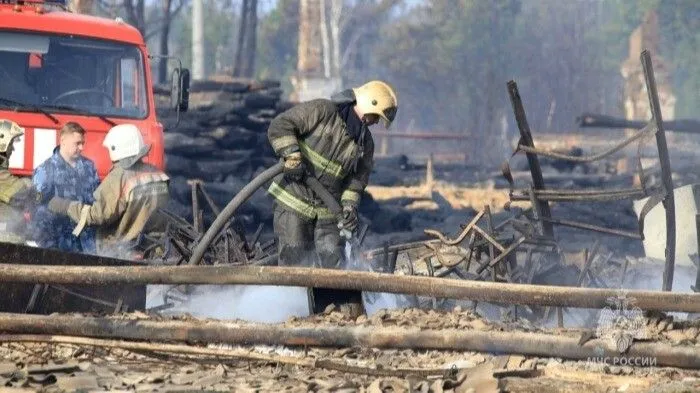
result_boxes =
[283,151,306,182]
[47,196,72,215]
[339,204,359,234]
[8,186,38,210]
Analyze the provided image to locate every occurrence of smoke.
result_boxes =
[342,242,419,317]
[146,284,311,323]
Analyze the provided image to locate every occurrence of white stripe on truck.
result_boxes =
[8,134,24,169]
[33,128,57,168]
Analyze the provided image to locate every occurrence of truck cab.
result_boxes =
[0,0,188,179]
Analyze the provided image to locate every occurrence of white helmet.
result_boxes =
[0,119,24,154]
[102,124,150,168]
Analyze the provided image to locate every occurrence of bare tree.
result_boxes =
[338,0,401,78]
[297,0,322,76]
[329,0,342,77]
[191,0,204,80]
[122,0,145,37]
[233,0,258,78]
[319,0,331,78]
[158,0,173,84]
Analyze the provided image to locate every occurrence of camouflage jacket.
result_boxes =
[31,148,100,253]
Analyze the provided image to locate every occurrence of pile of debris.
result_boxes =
[155,79,289,229]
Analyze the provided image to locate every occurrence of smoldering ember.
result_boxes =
[1,1,700,392]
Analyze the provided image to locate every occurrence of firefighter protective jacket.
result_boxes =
[0,168,31,243]
[267,90,374,220]
[64,161,169,248]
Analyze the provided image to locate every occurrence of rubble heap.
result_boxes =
[156,80,288,230]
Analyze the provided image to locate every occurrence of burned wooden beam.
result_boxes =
[577,112,700,134]
[642,49,676,291]
[0,334,462,377]
[0,264,698,312]
[507,81,554,238]
[0,315,697,369]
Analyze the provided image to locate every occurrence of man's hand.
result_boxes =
[48,196,72,215]
[339,204,359,233]
[283,151,306,182]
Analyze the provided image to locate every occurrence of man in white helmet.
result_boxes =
[0,119,36,243]
[267,80,398,270]
[47,123,170,257]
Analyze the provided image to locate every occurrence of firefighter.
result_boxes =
[0,120,36,244]
[267,80,398,269]
[47,124,170,258]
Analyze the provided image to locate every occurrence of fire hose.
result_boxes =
[186,162,351,266]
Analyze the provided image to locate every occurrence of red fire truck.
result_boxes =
[0,0,189,179]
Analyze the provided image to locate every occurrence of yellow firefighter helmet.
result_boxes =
[0,119,24,154]
[352,80,398,128]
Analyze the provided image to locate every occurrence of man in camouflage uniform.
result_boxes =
[31,122,100,253]
[0,120,36,244]
[267,80,398,269]
[48,124,170,259]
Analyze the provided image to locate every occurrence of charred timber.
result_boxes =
[507,81,554,237]
[0,264,698,312]
[0,314,697,369]
[642,49,676,292]
[577,113,700,134]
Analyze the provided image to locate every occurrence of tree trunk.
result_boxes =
[158,0,174,84]
[136,0,144,34]
[233,0,258,78]
[191,0,205,80]
[70,0,93,14]
[232,0,249,77]
[329,0,342,77]
[319,0,331,78]
[242,0,258,78]
[297,0,322,76]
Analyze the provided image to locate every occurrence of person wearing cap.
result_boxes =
[47,124,170,258]
[0,119,36,244]
[267,80,398,269]
[31,121,100,253]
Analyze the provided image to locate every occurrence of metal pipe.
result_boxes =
[540,217,642,239]
[0,314,697,369]
[0,264,697,312]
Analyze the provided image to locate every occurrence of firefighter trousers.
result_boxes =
[273,203,343,269]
